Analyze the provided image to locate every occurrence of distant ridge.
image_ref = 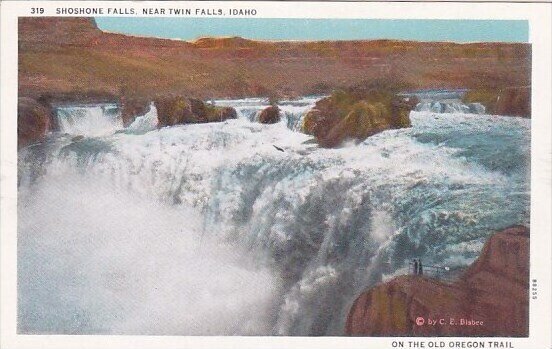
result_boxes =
[19,17,531,99]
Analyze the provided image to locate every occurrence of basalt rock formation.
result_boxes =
[258,105,281,124]
[17,17,532,145]
[463,87,531,118]
[120,97,151,127]
[303,89,418,147]
[345,225,529,337]
[17,93,237,147]
[18,97,53,148]
[154,96,237,127]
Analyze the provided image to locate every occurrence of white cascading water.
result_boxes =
[214,96,320,130]
[56,104,123,136]
[404,89,486,115]
[415,101,486,114]
[126,102,159,134]
[18,95,530,335]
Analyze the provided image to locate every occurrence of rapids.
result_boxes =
[56,103,123,136]
[18,96,530,335]
[403,89,486,115]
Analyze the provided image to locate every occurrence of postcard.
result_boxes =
[1,1,551,348]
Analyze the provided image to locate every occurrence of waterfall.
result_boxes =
[415,101,486,114]
[126,102,159,134]
[399,89,486,115]
[213,96,320,130]
[18,97,530,336]
[56,104,123,136]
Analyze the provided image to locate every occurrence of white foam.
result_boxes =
[126,102,159,134]
[18,176,277,335]
[56,104,123,136]
[18,97,530,335]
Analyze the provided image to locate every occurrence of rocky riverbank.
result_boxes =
[345,225,529,337]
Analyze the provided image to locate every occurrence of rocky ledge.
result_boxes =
[345,225,529,337]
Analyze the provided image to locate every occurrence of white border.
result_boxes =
[1,2,551,349]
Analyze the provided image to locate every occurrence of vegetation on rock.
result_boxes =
[154,96,237,127]
[302,86,418,147]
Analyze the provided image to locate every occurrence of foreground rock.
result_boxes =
[345,225,529,336]
[302,89,417,148]
[18,97,53,148]
[258,105,281,124]
[154,96,237,127]
[463,87,530,117]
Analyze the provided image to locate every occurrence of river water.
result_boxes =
[17,96,530,335]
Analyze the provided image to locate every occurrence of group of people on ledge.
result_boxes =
[411,258,423,275]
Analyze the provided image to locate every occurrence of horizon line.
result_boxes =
[95,18,529,44]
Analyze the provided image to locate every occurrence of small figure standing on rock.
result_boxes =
[412,259,418,275]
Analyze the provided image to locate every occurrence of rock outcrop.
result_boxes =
[258,105,281,124]
[345,225,529,337]
[154,96,237,127]
[463,87,531,118]
[18,17,101,50]
[302,90,417,148]
[18,97,53,148]
[221,106,238,120]
[120,97,151,127]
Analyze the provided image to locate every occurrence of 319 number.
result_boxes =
[30,8,44,14]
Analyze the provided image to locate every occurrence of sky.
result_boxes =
[95,18,529,43]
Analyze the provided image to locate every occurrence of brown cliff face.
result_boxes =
[463,87,531,117]
[19,17,531,100]
[345,226,529,337]
[18,18,101,49]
